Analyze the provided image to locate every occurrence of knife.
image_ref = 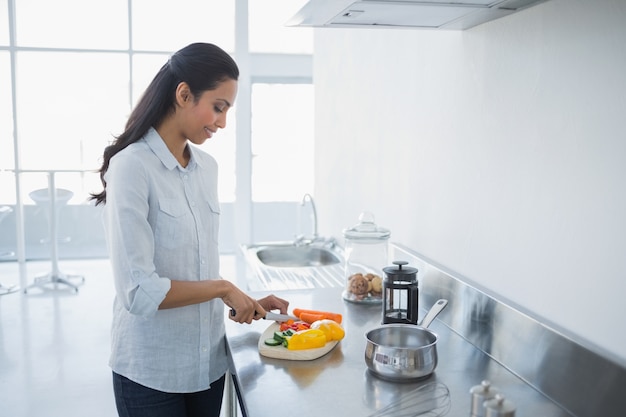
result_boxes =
[264,311,300,322]
[229,308,299,322]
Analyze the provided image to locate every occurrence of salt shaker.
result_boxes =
[484,394,516,417]
[470,380,499,417]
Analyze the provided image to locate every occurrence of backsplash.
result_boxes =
[390,242,626,417]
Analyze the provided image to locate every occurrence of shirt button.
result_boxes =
[201,259,206,265]
[202,346,208,352]
[183,174,188,180]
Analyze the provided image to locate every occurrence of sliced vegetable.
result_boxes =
[279,322,290,331]
[285,329,327,351]
[299,312,325,324]
[310,319,345,342]
[296,323,310,331]
[279,320,311,332]
[293,308,343,324]
[273,329,294,343]
[264,338,282,346]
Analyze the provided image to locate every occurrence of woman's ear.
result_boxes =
[175,82,191,106]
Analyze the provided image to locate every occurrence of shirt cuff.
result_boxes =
[128,273,171,317]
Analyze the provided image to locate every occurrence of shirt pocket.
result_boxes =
[155,197,187,249]
[205,197,220,244]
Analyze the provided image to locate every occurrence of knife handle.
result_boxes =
[229,308,265,319]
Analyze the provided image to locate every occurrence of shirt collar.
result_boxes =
[144,127,200,171]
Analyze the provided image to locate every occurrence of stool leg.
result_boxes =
[0,249,19,295]
[0,207,19,295]
[24,271,85,294]
[24,174,85,294]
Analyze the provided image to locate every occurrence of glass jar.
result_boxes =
[342,212,390,304]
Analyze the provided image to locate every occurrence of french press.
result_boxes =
[382,260,419,324]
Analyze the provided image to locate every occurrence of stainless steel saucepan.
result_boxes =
[364,299,448,381]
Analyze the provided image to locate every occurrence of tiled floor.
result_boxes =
[0,257,240,417]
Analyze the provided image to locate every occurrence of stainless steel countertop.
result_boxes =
[225,287,570,417]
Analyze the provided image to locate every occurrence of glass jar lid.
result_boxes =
[343,212,390,240]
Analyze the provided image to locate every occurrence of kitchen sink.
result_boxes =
[241,241,345,291]
[255,245,341,268]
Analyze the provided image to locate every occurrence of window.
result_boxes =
[15,51,129,202]
[15,0,128,49]
[251,83,314,202]
[1,0,314,257]
[131,1,234,52]
[198,112,238,203]
[0,51,15,203]
[0,0,9,46]
[16,52,129,171]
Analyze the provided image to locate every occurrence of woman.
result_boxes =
[91,43,289,417]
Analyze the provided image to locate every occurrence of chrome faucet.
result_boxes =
[300,193,318,242]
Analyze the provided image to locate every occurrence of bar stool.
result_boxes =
[24,187,84,293]
[0,206,19,295]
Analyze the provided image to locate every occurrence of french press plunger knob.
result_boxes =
[382,260,419,324]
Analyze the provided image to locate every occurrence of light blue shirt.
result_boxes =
[103,127,227,393]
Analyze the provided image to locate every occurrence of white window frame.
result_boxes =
[2,0,313,261]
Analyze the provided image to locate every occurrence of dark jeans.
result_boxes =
[112,372,225,417]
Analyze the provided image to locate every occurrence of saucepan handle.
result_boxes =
[418,299,448,328]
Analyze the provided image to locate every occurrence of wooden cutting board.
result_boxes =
[258,322,339,360]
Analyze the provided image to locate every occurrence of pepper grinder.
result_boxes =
[382,261,419,324]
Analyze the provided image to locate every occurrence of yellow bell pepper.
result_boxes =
[286,329,327,350]
[310,319,346,342]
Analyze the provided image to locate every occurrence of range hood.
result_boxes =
[287,0,550,30]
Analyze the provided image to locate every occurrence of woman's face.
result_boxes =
[182,78,238,146]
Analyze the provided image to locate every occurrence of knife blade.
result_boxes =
[229,308,299,322]
[264,311,300,322]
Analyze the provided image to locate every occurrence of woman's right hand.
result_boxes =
[221,281,266,324]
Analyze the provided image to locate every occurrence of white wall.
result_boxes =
[313,0,626,365]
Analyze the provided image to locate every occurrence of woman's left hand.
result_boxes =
[257,294,290,315]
